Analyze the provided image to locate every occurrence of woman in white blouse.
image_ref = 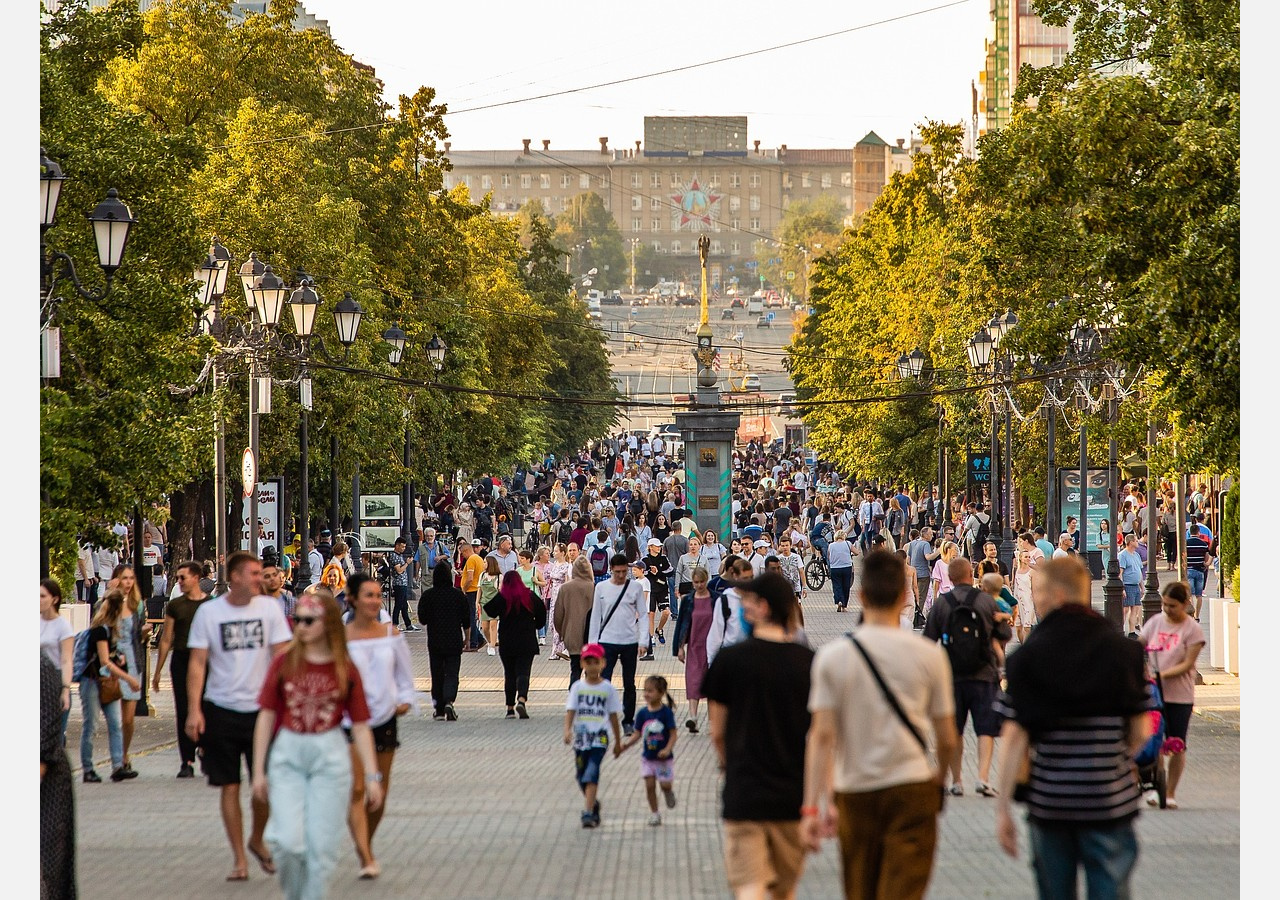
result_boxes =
[343,573,416,880]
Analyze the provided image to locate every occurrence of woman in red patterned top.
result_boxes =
[251,588,382,899]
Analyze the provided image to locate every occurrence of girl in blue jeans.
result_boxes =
[252,589,382,898]
[80,590,138,783]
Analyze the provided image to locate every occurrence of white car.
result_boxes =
[683,322,699,334]
[743,374,761,391]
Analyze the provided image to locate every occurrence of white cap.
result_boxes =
[753,539,770,549]
[647,538,663,547]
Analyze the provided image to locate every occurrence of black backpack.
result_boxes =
[941,587,989,677]
[971,514,991,549]
[556,519,575,545]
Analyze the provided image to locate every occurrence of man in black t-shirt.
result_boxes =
[702,572,814,899]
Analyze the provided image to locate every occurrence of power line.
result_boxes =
[208,1,976,152]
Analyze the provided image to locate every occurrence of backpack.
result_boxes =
[971,514,991,549]
[556,519,575,545]
[589,545,610,577]
[941,587,989,677]
[72,629,93,680]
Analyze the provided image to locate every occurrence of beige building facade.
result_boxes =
[443,117,913,286]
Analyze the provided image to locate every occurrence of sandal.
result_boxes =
[248,843,276,875]
[226,869,249,882]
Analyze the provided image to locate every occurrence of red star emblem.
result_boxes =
[671,178,722,229]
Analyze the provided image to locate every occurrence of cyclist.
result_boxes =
[809,511,834,564]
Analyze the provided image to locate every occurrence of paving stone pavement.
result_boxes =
[67,569,1239,898]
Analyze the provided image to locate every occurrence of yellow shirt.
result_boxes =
[460,553,485,594]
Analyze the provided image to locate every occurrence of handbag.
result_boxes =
[587,580,631,646]
[97,652,126,707]
[847,633,945,811]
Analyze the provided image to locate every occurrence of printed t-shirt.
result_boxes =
[567,678,623,750]
[257,656,370,733]
[1140,614,1205,704]
[187,594,292,713]
[634,705,677,761]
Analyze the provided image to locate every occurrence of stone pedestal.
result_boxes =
[676,385,741,545]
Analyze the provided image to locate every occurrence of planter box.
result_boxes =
[1209,598,1228,669]
[1223,601,1239,676]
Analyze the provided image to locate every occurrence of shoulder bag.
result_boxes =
[847,633,944,810]
[587,579,631,646]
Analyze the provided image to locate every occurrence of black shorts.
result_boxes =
[200,701,258,786]
[649,593,670,613]
[953,680,1002,738]
[1162,702,1193,745]
[344,716,400,753]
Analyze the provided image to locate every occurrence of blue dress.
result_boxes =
[117,612,142,701]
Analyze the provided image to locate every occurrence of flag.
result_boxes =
[713,350,721,371]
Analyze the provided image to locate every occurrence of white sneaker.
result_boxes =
[538,637,546,645]
[1144,789,1159,807]
[486,647,496,656]
[648,812,662,826]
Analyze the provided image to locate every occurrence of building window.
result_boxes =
[711,240,722,254]
[579,174,591,189]
[632,217,641,232]
[598,176,608,188]
[710,173,720,187]
[653,241,662,252]
[667,172,678,187]
[749,195,760,211]
[731,242,741,254]
[751,218,761,230]
[821,173,832,188]
[651,173,661,188]
[540,173,551,189]
[841,172,852,187]
[731,218,740,230]
[651,197,662,210]
[801,173,811,188]
[560,197,570,211]
[652,218,661,232]
[672,240,681,253]
[631,173,641,188]
[782,173,792,190]
[561,173,571,188]
[749,173,760,188]
[729,196,741,212]
[520,174,531,189]
[729,173,741,188]
[443,174,454,189]
[632,196,643,210]
[481,175,492,190]
[843,196,852,210]
[502,174,511,187]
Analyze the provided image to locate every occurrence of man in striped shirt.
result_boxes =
[993,556,1153,899]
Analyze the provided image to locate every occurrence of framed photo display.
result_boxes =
[360,494,401,522]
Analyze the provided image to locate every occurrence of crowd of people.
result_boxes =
[42,435,1222,900]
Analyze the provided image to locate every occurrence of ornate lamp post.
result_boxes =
[41,148,137,577]
[384,326,448,546]
[967,325,1003,562]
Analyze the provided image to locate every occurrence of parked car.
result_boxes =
[683,322,699,334]
[602,291,625,305]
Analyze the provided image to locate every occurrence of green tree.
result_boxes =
[553,193,627,291]
[756,194,846,301]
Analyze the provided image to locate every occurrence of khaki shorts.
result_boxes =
[722,819,806,894]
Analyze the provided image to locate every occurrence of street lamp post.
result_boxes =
[1100,380,1124,629]
[40,148,137,577]
[1142,419,1163,621]
[967,324,1004,563]
[384,327,448,547]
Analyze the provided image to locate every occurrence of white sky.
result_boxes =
[306,0,990,150]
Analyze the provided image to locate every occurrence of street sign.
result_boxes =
[241,448,256,498]
[967,450,992,499]
[786,271,795,280]
[744,260,758,270]
[241,477,283,554]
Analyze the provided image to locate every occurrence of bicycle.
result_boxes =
[804,551,830,592]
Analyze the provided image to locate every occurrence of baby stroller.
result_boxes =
[1135,654,1169,809]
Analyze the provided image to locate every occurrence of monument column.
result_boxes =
[676,235,740,543]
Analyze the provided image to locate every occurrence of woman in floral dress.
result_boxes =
[543,543,572,660]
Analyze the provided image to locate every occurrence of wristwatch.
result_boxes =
[365,772,383,783]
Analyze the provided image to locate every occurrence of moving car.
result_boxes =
[720,308,736,320]
[747,294,765,316]
[779,391,796,415]
[586,296,602,319]
[683,322,699,334]
[766,292,785,308]
[602,291,625,305]
[756,314,772,327]
[675,294,698,306]
[743,373,761,391]
[730,297,745,309]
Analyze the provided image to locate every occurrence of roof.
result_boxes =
[445,150,614,168]
[779,148,852,164]
[856,131,889,147]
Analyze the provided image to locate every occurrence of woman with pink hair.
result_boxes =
[483,570,547,719]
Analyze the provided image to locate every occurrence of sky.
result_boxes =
[305,0,991,151]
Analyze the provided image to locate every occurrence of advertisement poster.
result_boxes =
[241,477,284,555]
[1057,468,1111,549]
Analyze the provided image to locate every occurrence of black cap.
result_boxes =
[731,570,796,609]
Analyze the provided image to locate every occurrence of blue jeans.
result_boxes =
[1187,568,1206,599]
[1029,819,1138,900]
[667,576,680,620]
[831,566,853,609]
[266,728,352,900]
[79,676,123,773]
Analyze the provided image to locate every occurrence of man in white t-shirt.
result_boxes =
[185,550,291,882]
[588,554,649,736]
[706,556,754,664]
[801,550,958,896]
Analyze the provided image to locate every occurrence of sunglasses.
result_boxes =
[293,615,321,626]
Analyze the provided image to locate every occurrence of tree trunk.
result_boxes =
[168,485,201,572]
[194,476,215,564]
